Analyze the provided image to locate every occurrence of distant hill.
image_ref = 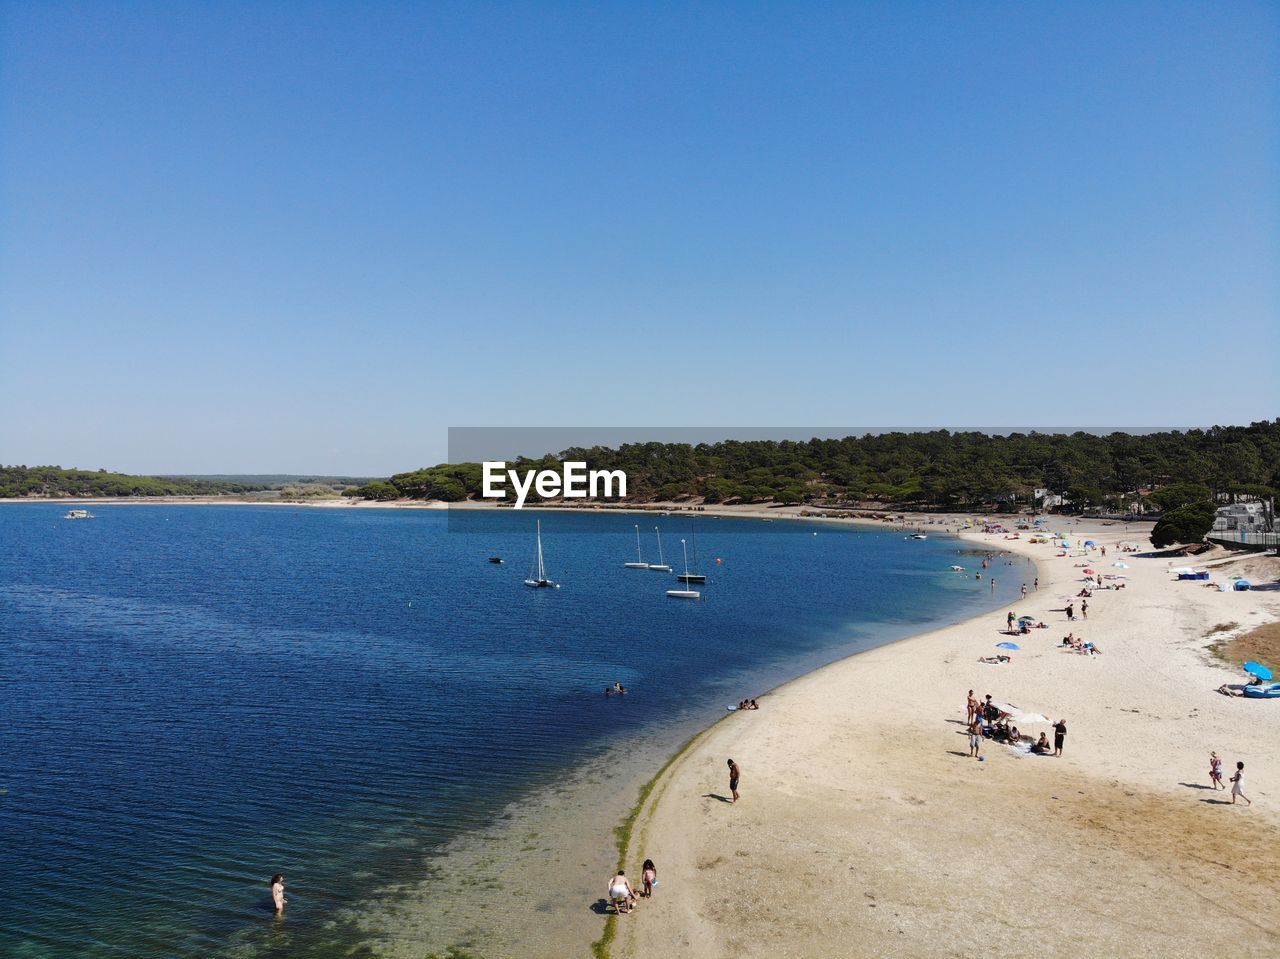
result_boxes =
[345,421,1280,512]
[0,466,267,498]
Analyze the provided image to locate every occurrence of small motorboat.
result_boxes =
[488,556,503,564]
[63,509,95,519]
[911,533,927,540]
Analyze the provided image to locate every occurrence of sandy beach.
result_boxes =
[608,518,1280,959]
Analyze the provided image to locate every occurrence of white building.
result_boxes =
[1212,502,1272,534]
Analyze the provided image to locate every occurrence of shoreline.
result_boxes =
[609,519,1280,958]
[351,519,1032,959]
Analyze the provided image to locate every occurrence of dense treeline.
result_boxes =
[0,465,262,498]
[348,421,1280,512]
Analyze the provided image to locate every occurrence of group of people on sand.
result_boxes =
[736,698,759,710]
[1209,751,1252,804]
[966,691,1066,759]
[607,859,658,914]
[1061,633,1101,655]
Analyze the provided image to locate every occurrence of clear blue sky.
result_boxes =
[1,1,1276,474]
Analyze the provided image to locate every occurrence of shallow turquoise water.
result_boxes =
[0,505,1029,957]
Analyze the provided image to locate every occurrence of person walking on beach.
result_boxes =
[727,758,741,803]
[1034,577,1039,591]
[1021,583,1027,600]
[270,874,287,915]
[1210,752,1224,790]
[969,717,983,758]
[1230,762,1251,805]
[1053,719,1067,757]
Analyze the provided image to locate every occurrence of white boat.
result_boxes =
[623,524,650,568]
[911,533,927,540]
[63,509,95,520]
[666,538,701,599]
[676,527,707,583]
[648,527,672,572]
[524,520,560,588]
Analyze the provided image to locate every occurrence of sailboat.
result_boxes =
[676,526,707,583]
[623,524,650,568]
[648,527,672,572]
[666,539,701,599]
[524,520,560,588]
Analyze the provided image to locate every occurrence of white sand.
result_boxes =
[612,519,1280,958]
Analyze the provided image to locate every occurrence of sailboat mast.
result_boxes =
[681,538,690,578]
[635,524,643,563]
[655,527,664,566]
[536,520,545,581]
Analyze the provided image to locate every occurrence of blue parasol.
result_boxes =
[997,642,1020,650]
[1244,661,1272,681]
[1084,539,1096,546]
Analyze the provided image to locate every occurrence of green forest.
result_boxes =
[0,466,264,498]
[347,421,1280,513]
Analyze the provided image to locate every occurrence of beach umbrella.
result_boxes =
[989,702,1047,723]
[996,642,1020,650]
[1083,568,1096,574]
[1244,661,1272,681]
[1234,580,1252,591]
[1113,561,1129,568]
[1084,540,1096,546]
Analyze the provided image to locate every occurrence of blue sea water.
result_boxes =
[0,505,1029,957]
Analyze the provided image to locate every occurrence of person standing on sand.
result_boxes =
[969,717,983,758]
[1021,583,1028,599]
[641,859,658,897]
[1066,602,1075,621]
[1210,752,1224,790]
[271,874,287,915]
[966,689,977,724]
[1081,598,1088,620]
[1230,762,1251,805]
[1034,577,1039,591]
[1007,611,1016,631]
[1053,719,1067,757]
[727,758,741,803]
